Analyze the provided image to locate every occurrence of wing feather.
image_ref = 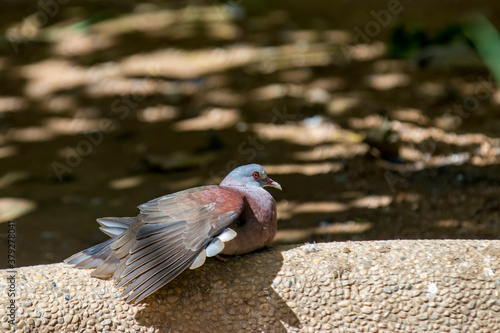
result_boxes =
[123,248,198,303]
[111,186,245,303]
[117,238,186,285]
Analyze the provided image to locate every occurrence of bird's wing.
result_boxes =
[114,185,245,303]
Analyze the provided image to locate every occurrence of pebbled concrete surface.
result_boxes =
[1,240,500,332]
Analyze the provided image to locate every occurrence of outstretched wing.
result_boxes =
[113,186,245,303]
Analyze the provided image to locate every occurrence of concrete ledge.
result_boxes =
[1,240,500,332]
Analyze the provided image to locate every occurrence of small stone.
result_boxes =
[467,301,476,309]
[418,313,429,320]
[383,288,392,294]
[361,306,373,314]
[64,315,72,324]
[339,300,350,307]
[430,313,440,320]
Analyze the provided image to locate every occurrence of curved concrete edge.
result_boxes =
[1,240,500,332]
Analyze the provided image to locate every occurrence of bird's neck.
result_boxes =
[221,183,275,222]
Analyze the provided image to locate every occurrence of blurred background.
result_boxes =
[1,0,500,267]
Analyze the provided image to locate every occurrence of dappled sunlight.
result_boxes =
[293,142,367,161]
[263,163,343,176]
[174,108,240,131]
[52,32,114,57]
[21,59,120,98]
[394,121,499,147]
[350,195,392,209]
[389,108,429,126]
[273,221,373,244]
[436,219,460,228]
[109,176,144,190]
[277,195,392,220]
[309,76,345,90]
[7,117,108,143]
[120,47,257,79]
[253,122,339,145]
[348,113,389,130]
[0,96,28,113]
[7,126,56,142]
[0,171,29,188]
[277,201,348,220]
[44,117,105,135]
[315,221,372,234]
[348,42,386,61]
[205,21,241,40]
[85,77,169,98]
[492,90,500,104]
[0,197,36,223]
[327,94,361,116]
[39,95,79,115]
[136,105,179,123]
[91,5,238,37]
[250,83,293,101]
[365,73,410,90]
[0,146,18,160]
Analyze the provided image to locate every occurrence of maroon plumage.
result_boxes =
[65,164,281,303]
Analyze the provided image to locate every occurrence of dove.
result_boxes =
[65,164,281,303]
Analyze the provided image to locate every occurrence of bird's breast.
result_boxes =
[221,188,277,255]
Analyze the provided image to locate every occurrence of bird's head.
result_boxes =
[221,164,282,191]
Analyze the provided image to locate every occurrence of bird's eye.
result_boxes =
[252,171,260,179]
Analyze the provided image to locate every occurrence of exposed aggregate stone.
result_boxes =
[1,240,499,332]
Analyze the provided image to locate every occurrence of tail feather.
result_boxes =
[64,237,115,269]
[65,217,135,271]
[98,217,135,237]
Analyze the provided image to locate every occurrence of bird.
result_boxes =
[64,164,282,303]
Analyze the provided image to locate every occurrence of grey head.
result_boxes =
[220,164,282,190]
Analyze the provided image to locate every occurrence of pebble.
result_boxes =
[383,287,392,294]
[417,313,429,320]
[338,300,350,307]
[361,306,373,314]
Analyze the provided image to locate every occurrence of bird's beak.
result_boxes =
[263,177,282,191]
